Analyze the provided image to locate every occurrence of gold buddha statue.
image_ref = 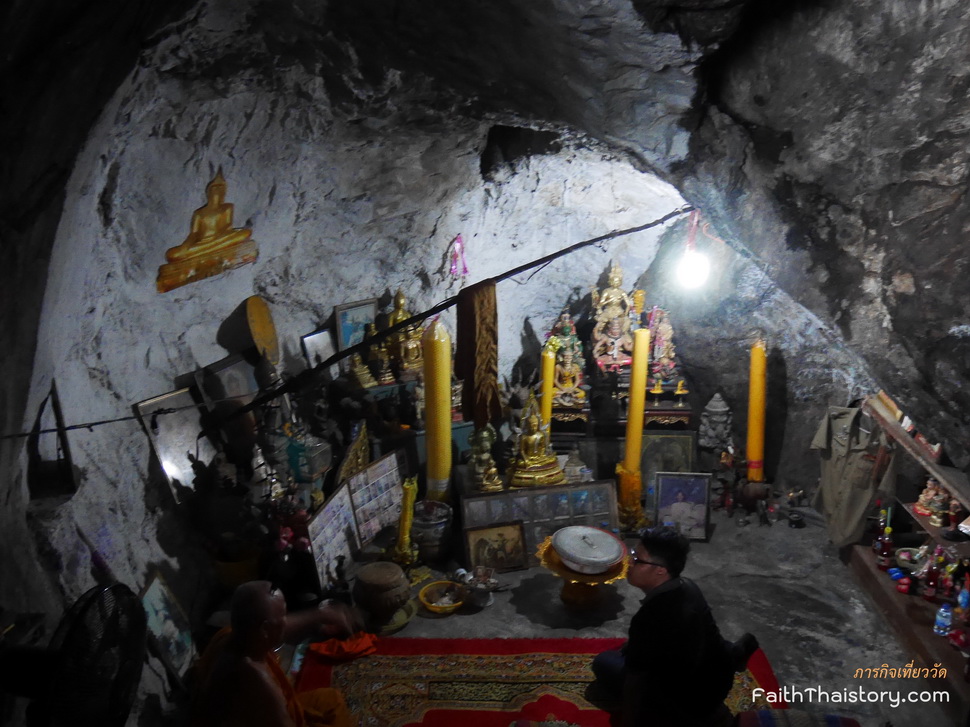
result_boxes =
[387,289,412,362]
[509,394,565,488]
[470,425,503,492]
[398,324,424,381]
[349,352,377,389]
[157,169,258,292]
[366,323,395,385]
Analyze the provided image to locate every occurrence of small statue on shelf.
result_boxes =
[590,263,635,373]
[553,346,586,408]
[508,393,565,488]
[387,289,412,362]
[929,487,949,528]
[366,323,396,385]
[646,306,680,383]
[699,393,733,451]
[398,324,424,381]
[470,424,503,492]
[914,477,941,517]
[349,352,377,389]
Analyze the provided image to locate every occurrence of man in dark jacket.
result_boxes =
[592,527,757,727]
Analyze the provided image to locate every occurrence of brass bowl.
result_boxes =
[418,580,466,614]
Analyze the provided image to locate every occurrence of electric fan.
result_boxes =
[0,582,147,727]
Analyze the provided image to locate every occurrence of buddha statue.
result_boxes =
[387,289,412,362]
[591,262,633,326]
[508,394,565,488]
[349,352,377,389]
[647,307,679,383]
[157,169,258,292]
[366,323,395,385]
[553,346,586,408]
[470,424,503,492]
[398,323,424,381]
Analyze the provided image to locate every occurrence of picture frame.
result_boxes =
[346,451,406,545]
[655,471,712,541]
[461,480,618,566]
[301,329,337,371]
[308,482,361,592]
[465,521,529,572]
[194,353,260,411]
[141,571,195,678]
[134,388,216,504]
[333,298,379,351]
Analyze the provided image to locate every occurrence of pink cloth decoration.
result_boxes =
[450,234,469,277]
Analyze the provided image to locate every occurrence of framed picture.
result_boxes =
[141,572,195,678]
[333,298,379,351]
[465,521,529,572]
[301,329,337,372]
[461,480,618,566]
[308,482,360,592]
[655,471,712,541]
[346,451,405,545]
[134,388,215,504]
[194,353,260,410]
[641,431,697,509]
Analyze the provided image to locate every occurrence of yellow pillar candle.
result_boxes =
[540,343,556,429]
[746,336,767,483]
[617,328,650,530]
[423,319,453,501]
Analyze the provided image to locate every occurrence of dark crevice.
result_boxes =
[479,126,562,181]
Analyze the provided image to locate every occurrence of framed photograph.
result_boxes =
[346,451,405,545]
[308,482,360,592]
[194,353,260,410]
[465,521,528,572]
[134,388,215,504]
[141,572,195,678]
[301,329,337,371]
[655,472,712,541]
[333,298,379,351]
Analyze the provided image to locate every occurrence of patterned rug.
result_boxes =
[297,637,782,727]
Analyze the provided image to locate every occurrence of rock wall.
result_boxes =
[2,0,951,721]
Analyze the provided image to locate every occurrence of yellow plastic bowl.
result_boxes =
[418,580,466,614]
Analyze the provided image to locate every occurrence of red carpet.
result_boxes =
[298,637,782,726]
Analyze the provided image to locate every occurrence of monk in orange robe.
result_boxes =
[192,581,360,727]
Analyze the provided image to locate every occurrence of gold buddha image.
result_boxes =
[509,393,565,488]
[157,168,258,293]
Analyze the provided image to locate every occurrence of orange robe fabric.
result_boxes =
[193,628,351,727]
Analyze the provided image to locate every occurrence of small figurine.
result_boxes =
[929,488,949,528]
[552,346,586,408]
[470,425,503,492]
[366,323,396,385]
[398,324,424,381]
[508,393,566,488]
[914,477,940,516]
[349,352,377,389]
[386,289,413,363]
[590,263,635,373]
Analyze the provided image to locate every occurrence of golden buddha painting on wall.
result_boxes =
[157,168,258,293]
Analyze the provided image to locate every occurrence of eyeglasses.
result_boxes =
[629,550,665,568]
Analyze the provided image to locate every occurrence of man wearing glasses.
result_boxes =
[193,580,362,726]
[592,527,757,727]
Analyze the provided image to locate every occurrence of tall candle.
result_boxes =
[746,336,767,482]
[540,344,556,429]
[423,319,453,501]
[393,476,418,566]
[617,328,650,530]
[622,329,650,471]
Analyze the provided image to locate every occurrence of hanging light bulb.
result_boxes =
[676,210,710,289]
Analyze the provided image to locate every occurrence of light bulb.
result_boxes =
[676,249,710,288]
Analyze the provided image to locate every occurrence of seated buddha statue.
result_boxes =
[470,424,503,492]
[553,347,586,408]
[157,169,258,292]
[398,324,424,381]
[387,289,412,361]
[509,394,565,488]
[591,262,633,328]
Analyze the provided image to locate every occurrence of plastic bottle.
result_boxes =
[923,556,943,602]
[875,526,895,570]
[934,603,954,635]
